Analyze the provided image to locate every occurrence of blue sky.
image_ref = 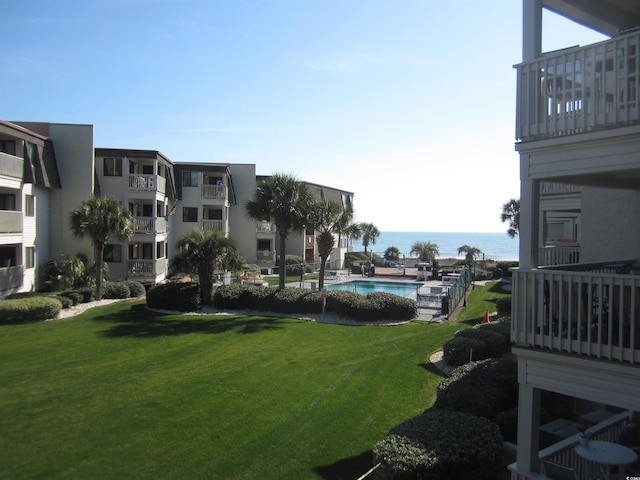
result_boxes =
[2,1,606,232]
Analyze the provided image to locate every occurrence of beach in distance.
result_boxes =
[369,231,519,262]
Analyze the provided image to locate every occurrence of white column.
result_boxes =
[516,360,542,474]
[522,0,542,62]
[519,155,540,269]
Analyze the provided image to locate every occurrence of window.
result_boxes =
[157,241,165,259]
[182,171,198,187]
[205,209,223,220]
[25,247,35,269]
[104,157,123,176]
[257,239,271,251]
[142,204,153,217]
[25,195,35,217]
[0,194,16,211]
[183,207,198,222]
[0,140,16,156]
[142,165,153,175]
[104,244,122,263]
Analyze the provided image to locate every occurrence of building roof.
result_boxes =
[544,0,640,36]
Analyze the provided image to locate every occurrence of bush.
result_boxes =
[442,336,486,367]
[326,290,416,322]
[5,292,42,300]
[213,284,246,309]
[372,408,503,480]
[102,282,131,299]
[0,296,63,324]
[123,281,146,298]
[496,296,512,315]
[147,282,201,311]
[242,286,278,311]
[473,318,511,342]
[51,295,74,309]
[432,356,518,420]
[455,328,509,358]
[77,287,95,303]
[272,288,322,314]
[59,291,84,306]
[495,261,518,278]
[494,407,519,443]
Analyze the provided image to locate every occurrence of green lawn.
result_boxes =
[0,283,509,480]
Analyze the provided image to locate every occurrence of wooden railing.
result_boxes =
[539,244,581,266]
[512,262,640,364]
[201,184,226,199]
[516,31,640,140]
[132,217,166,234]
[509,412,629,480]
[128,174,165,193]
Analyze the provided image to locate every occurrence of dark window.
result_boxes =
[142,165,153,174]
[104,157,123,176]
[0,140,16,155]
[257,239,271,250]
[182,171,198,187]
[25,247,35,268]
[25,195,35,217]
[205,209,223,220]
[104,244,122,263]
[0,194,16,210]
[157,241,165,259]
[142,204,153,217]
[183,207,198,222]
[142,243,153,260]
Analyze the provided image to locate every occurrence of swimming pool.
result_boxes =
[325,280,420,297]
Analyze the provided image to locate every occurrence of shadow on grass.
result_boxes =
[418,362,448,378]
[314,450,373,480]
[92,303,289,338]
[489,282,511,294]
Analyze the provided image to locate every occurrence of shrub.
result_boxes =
[284,255,310,276]
[147,282,200,311]
[494,406,519,443]
[102,282,131,299]
[242,286,278,311]
[473,319,511,342]
[5,292,41,300]
[496,296,512,315]
[455,328,509,358]
[432,356,518,419]
[123,281,146,298]
[213,284,246,309]
[326,290,416,322]
[59,291,84,306]
[51,295,74,309]
[495,261,518,278]
[0,296,63,324]
[77,287,95,303]
[442,336,486,367]
[271,288,322,314]
[372,408,503,480]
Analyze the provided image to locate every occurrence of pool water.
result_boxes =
[325,280,420,297]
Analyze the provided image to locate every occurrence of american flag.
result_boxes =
[165,204,176,218]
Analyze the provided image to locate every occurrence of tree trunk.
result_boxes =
[278,232,287,289]
[199,260,214,305]
[95,244,104,301]
[318,255,328,290]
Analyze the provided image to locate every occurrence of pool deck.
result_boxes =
[289,270,451,323]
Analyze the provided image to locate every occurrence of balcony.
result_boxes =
[127,259,165,279]
[201,219,226,233]
[540,242,581,266]
[516,31,640,141]
[201,184,227,200]
[256,221,276,234]
[0,152,23,179]
[540,182,582,196]
[132,217,166,235]
[0,265,23,292]
[256,250,276,264]
[512,261,640,365]
[128,174,166,193]
[0,211,23,234]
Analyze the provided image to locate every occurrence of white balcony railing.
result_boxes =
[512,262,640,364]
[201,184,227,200]
[132,217,166,234]
[516,31,640,140]
[202,219,224,232]
[540,244,581,266]
[0,265,24,291]
[256,250,276,264]
[540,182,582,196]
[128,260,156,277]
[0,211,23,234]
[128,174,166,193]
[256,221,276,234]
[0,152,24,179]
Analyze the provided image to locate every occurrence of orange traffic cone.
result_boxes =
[482,310,489,324]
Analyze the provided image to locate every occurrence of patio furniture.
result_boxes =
[574,440,637,479]
[540,459,578,480]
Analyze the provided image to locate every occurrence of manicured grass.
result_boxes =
[455,280,512,324]
[0,300,467,480]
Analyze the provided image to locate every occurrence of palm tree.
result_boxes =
[501,198,520,238]
[457,245,482,264]
[309,199,344,289]
[384,246,401,263]
[172,228,238,305]
[245,173,313,289]
[410,241,439,263]
[69,196,133,300]
[359,222,380,253]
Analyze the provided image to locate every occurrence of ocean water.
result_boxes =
[366,232,519,261]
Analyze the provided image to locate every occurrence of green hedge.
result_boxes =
[372,408,503,480]
[442,336,486,367]
[123,281,146,298]
[496,296,512,315]
[102,282,131,299]
[455,328,509,358]
[432,356,518,420]
[59,291,84,305]
[146,282,201,311]
[212,285,417,322]
[51,295,74,309]
[0,297,63,324]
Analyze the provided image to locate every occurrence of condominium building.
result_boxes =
[510,1,640,478]
[0,120,354,297]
